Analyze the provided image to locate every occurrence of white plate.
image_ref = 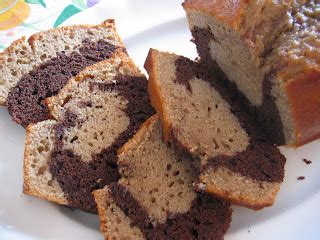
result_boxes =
[1,1,320,239]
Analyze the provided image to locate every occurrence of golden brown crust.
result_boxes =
[93,189,110,240]
[118,115,158,155]
[285,69,320,146]
[205,185,278,211]
[182,0,249,30]
[23,125,33,195]
[27,19,123,50]
[200,166,281,210]
[95,187,139,240]
[144,49,173,142]
[3,19,121,56]
[0,37,27,106]
[1,37,27,56]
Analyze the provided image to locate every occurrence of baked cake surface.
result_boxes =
[23,50,154,212]
[94,115,232,240]
[183,0,320,146]
[145,49,286,209]
[0,20,124,127]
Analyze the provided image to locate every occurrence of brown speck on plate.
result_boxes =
[297,176,305,180]
[303,159,312,165]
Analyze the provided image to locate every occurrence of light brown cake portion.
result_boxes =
[94,115,232,239]
[145,49,285,210]
[24,120,67,205]
[23,50,154,212]
[183,0,320,146]
[117,116,198,223]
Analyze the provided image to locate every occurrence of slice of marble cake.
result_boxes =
[145,49,286,210]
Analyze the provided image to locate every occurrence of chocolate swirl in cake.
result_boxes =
[174,56,285,183]
[108,183,231,240]
[7,39,119,127]
[48,75,155,212]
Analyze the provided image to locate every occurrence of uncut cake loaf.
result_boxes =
[94,115,232,240]
[23,50,154,212]
[145,49,286,210]
[0,20,124,127]
[183,0,320,146]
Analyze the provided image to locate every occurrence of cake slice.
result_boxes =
[0,20,124,127]
[94,115,232,240]
[145,49,286,210]
[183,0,320,146]
[23,50,155,212]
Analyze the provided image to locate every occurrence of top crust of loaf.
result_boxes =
[183,0,250,30]
[0,19,124,105]
[4,20,118,55]
[183,1,293,30]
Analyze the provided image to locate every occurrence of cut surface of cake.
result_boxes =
[94,115,232,240]
[183,0,320,146]
[23,50,154,212]
[0,20,124,127]
[145,49,286,210]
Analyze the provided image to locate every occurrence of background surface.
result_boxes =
[0,1,319,239]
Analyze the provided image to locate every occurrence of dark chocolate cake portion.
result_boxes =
[7,39,119,128]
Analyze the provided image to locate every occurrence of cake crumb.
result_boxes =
[302,159,312,165]
[297,176,305,180]
[196,182,207,191]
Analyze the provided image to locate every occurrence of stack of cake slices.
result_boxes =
[0,20,154,213]
[0,20,237,238]
[1,0,318,238]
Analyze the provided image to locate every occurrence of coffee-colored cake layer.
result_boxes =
[24,51,154,212]
[145,49,285,209]
[0,20,124,127]
[183,0,320,146]
[94,115,232,239]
